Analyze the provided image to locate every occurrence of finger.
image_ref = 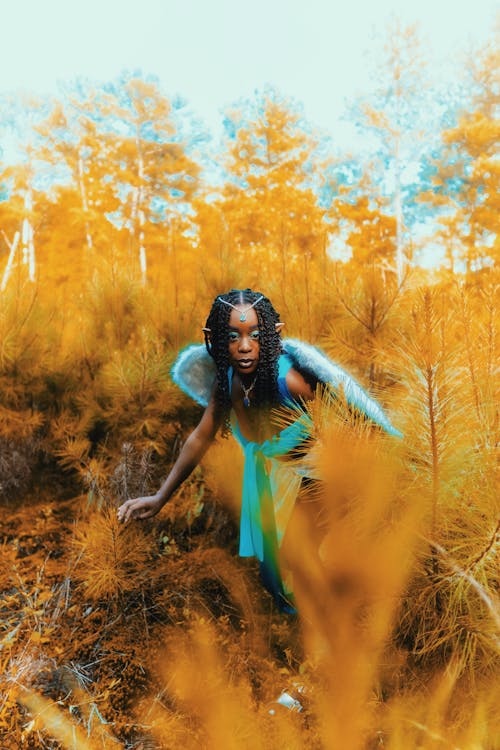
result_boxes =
[117,504,130,522]
[124,504,138,523]
[119,498,142,521]
[117,500,131,516]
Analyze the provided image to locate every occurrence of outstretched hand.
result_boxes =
[117,494,164,523]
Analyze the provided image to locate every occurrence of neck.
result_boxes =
[238,370,258,386]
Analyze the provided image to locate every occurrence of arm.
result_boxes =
[117,390,222,523]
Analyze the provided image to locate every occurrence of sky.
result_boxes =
[1,0,497,148]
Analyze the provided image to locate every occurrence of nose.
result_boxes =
[238,335,252,352]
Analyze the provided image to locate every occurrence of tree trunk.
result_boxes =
[78,155,93,251]
[22,188,36,282]
[135,131,147,284]
[1,231,20,292]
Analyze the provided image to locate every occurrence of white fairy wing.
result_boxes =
[170,344,215,407]
[170,338,402,437]
[282,338,403,438]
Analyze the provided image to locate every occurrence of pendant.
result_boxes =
[240,313,246,322]
[243,397,250,407]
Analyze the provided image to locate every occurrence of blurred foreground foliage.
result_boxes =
[0,21,499,750]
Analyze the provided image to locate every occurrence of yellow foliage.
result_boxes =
[18,689,98,750]
[72,507,152,600]
[0,57,499,749]
[202,436,244,517]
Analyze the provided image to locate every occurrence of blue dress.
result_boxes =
[229,354,312,613]
[171,339,402,613]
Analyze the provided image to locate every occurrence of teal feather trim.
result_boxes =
[282,339,403,438]
[170,344,215,407]
[170,339,402,437]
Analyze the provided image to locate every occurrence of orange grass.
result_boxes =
[0,55,498,746]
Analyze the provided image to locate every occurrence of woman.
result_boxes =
[117,288,401,612]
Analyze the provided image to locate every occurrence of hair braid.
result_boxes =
[204,289,283,434]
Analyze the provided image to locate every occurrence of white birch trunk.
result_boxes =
[22,188,36,282]
[78,155,93,251]
[138,206,146,281]
[130,185,147,281]
[1,231,20,292]
[136,132,147,284]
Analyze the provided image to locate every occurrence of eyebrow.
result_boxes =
[228,324,260,331]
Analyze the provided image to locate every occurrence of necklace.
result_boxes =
[218,295,264,322]
[241,376,257,407]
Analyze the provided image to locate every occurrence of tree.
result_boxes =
[346,19,434,282]
[423,32,500,274]
[197,87,332,338]
[87,74,201,283]
[36,74,202,285]
[0,95,52,290]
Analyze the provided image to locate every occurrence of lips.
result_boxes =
[238,359,254,368]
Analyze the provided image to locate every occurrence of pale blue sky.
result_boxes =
[1,0,497,146]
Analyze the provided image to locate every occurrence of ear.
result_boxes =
[275,322,285,332]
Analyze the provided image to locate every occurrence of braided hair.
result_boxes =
[204,289,283,431]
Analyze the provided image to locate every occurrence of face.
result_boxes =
[227,306,260,376]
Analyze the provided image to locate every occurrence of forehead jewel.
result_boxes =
[217,295,264,322]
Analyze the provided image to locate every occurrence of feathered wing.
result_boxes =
[170,339,402,438]
[170,344,216,408]
[283,338,403,438]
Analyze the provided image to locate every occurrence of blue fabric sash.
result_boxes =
[237,417,311,561]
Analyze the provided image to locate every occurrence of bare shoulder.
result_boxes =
[285,367,315,401]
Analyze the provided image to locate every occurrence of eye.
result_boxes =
[228,331,240,342]
[250,330,260,341]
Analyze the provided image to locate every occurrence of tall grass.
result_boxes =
[1,259,498,747]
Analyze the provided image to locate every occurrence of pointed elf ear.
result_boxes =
[202,327,211,334]
[275,322,285,331]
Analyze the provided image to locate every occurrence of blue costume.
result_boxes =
[172,340,402,612]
